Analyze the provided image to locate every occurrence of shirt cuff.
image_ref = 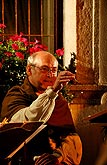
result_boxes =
[45,86,58,99]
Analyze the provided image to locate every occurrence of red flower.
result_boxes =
[33,47,43,52]
[28,42,48,55]
[56,48,64,56]
[34,39,40,44]
[9,34,19,41]
[4,52,12,57]
[12,43,19,50]
[0,62,3,69]
[20,38,28,46]
[0,24,6,29]
[19,33,28,45]
[29,47,35,55]
[9,33,28,47]
[29,41,34,45]
[15,52,24,60]
[34,44,48,51]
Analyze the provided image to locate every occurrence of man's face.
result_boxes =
[28,53,58,91]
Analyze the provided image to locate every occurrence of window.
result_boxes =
[0,0,63,53]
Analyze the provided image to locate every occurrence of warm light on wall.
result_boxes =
[63,0,76,68]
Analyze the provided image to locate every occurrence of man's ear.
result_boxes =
[26,65,32,76]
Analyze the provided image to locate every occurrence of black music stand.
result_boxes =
[0,121,46,165]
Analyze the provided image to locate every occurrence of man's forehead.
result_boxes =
[34,54,58,66]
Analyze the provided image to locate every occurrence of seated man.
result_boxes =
[1,51,82,164]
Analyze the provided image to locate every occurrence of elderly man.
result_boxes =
[1,51,82,164]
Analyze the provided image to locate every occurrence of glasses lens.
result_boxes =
[41,66,49,73]
[41,66,57,74]
[32,64,57,74]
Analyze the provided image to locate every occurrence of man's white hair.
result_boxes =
[27,51,58,66]
[27,52,38,65]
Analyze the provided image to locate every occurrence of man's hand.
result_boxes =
[52,71,75,92]
[35,153,59,165]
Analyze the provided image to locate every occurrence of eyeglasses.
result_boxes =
[31,64,58,74]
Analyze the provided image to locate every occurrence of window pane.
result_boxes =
[0,0,2,23]
[42,0,54,53]
[17,0,28,34]
[4,0,15,34]
[30,0,41,35]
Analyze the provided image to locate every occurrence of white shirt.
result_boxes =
[10,87,58,123]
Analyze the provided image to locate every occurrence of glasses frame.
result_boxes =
[30,64,58,74]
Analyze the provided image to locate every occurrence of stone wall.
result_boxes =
[76,0,99,84]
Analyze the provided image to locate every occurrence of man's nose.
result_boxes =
[47,70,53,77]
